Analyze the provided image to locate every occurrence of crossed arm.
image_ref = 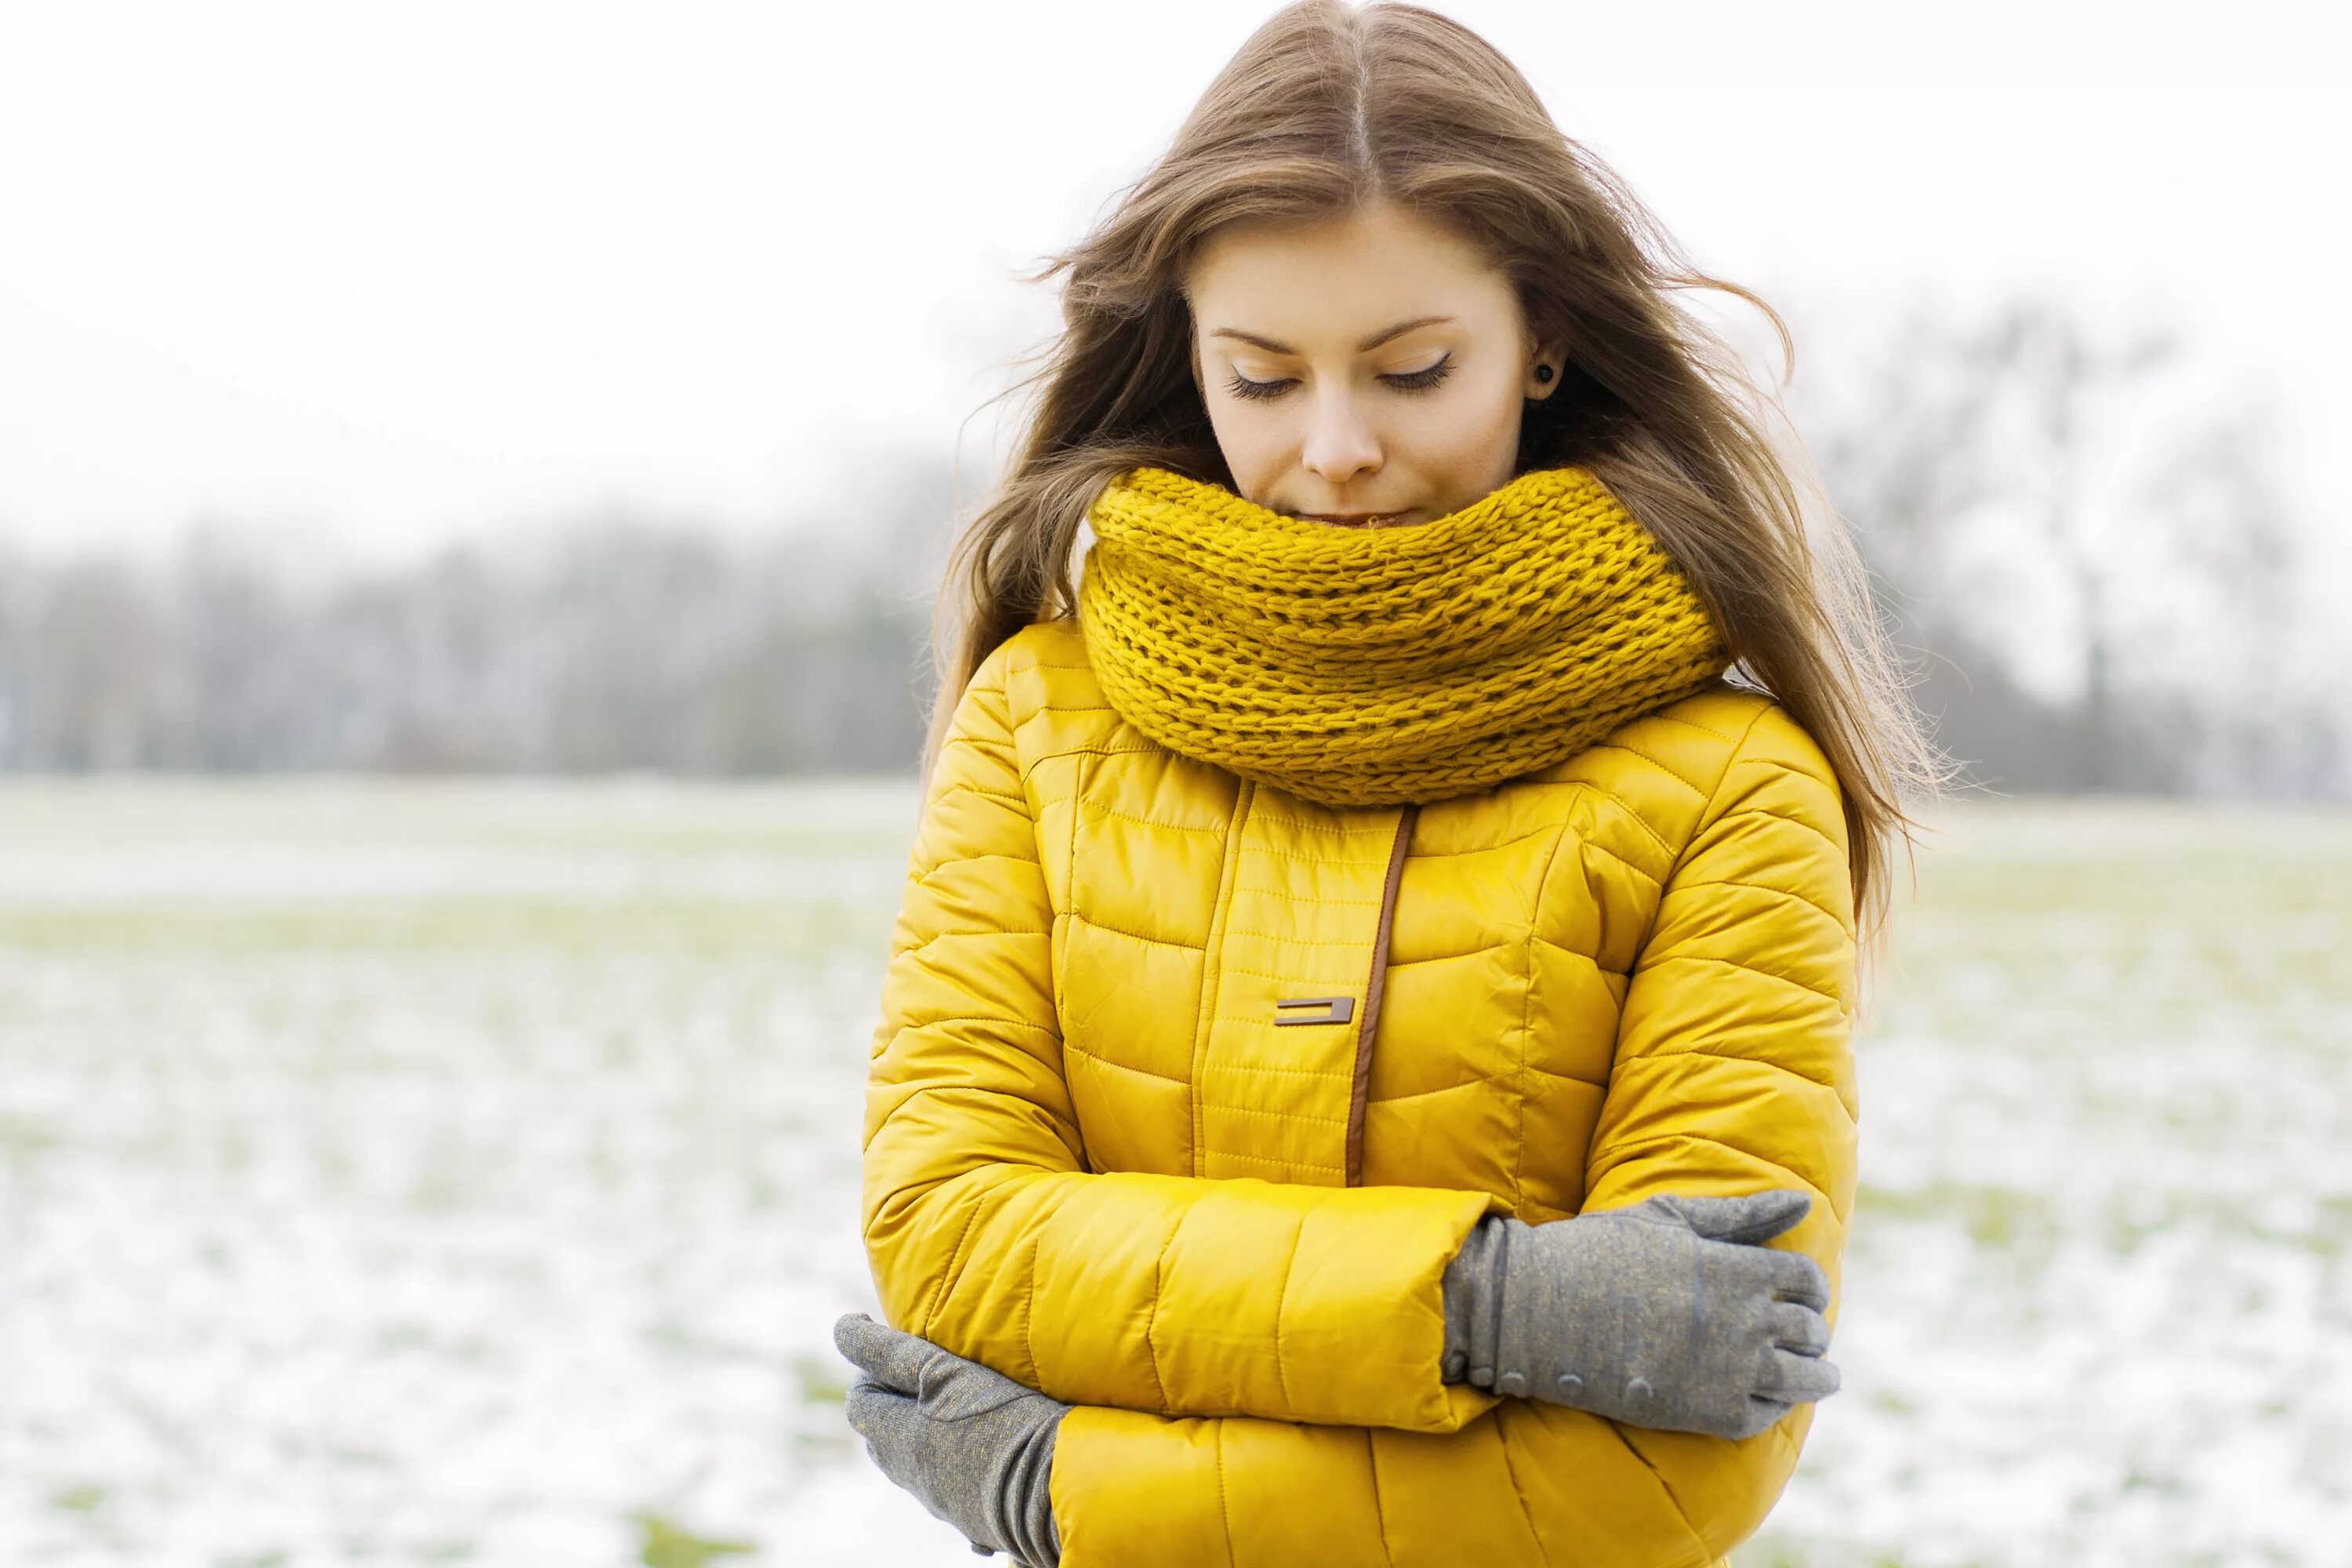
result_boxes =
[861,646,1859,1567]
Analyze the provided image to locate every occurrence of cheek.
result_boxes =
[1204,402,1290,500]
[1396,366,1526,488]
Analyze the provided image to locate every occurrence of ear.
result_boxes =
[1525,345,1564,401]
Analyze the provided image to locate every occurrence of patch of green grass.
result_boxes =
[630,1511,756,1568]
[1857,1181,2059,1255]
[789,1351,852,1406]
[0,1111,62,1159]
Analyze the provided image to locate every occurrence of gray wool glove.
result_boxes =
[1441,1189,1839,1439]
[833,1313,1067,1567]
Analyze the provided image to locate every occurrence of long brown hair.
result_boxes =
[921,0,1945,945]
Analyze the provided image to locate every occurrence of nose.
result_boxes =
[1298,382,1382,487]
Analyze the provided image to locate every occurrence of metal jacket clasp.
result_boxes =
[1272,995,1356,1026]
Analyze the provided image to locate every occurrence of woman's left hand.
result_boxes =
[833,1312,1069,1567]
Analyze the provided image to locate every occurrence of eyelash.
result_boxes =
[1225,354,1454,401]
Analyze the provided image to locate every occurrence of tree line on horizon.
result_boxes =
[0,297,2340,797]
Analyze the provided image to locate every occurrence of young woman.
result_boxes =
[833,4,1938,1564]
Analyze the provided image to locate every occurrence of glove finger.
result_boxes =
[1757,1345,1841,1403]
[1737,1395,1795,1438]
[1766,1300,1830,1357]
[833,1312,938,1393]
[1669,1189,1812,1245]
[843,1375,916,1442]
[1766,1249,1831,1311]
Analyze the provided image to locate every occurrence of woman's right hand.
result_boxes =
[1440,1189,1838,1440]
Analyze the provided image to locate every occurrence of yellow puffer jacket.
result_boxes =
[862,616,1858,1568]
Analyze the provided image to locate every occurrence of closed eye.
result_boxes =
[1223,353,1454,402]
[1383,354,1453,391]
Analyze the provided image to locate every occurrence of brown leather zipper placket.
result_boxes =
[1345,802,1418,1187]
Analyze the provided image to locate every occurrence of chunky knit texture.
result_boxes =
[1076,465,1730,807]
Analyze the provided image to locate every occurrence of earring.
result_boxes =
[1533,364,1555,384]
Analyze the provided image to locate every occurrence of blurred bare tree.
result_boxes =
[0,449,959,775]
[1791,296,2342,797]
[1,307,2342,793]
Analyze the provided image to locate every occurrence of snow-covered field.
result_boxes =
[2,782,2345,1566]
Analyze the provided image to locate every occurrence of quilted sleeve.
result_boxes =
[860,637,1501,1435]
[1045,701,1858,1568]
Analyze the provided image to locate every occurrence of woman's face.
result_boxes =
[1184,198,1562,528]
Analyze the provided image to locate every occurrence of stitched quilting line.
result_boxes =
[1365,1428,1397,1568]
[1067,913,1203,952]
[1213,924,1393,946]
[1199,945,1523,984]
[1202,1149,1346,1177]
[1370,1077,1515,1111]
[863,1084,1084,1164]
[1059,741,1080,1036]
[1668,874,1849,937]
[1577,738,1711,800]
[1199,1062,1349,1080]
[1201,1100,1350,1128]
[1494,1406,1557,1568]
[1018,742,1172,780]
[1635,950,1843,1005]
[1570,829,1667,887]
[1229,886,1385,906]
[891,1014,1058,1036]
[1558,777,1676,862]
[1269,1212,1304,1416]
[1590,1128,1849,1225]
[1631,706,1748,745]
[1189,780,1256,1175]
[1508,811,1571,1216]
[1403,818,1565,862]
[1064,1039,1190,1086]
[1622,706,1773,957]
[920,1200,985,1340]
[912,851,1039,893]
[1236,811,1401,835]
[1606,1421,1720,1566]
[1621,1043,1843,1098]
[1213,1420,1238,1568]
[1523,931,1611,969]
[927,776,1027,807]
[1207,963,1378,986]
[1070,799,1229,835]
[1140,1205,1185,1410]
[1714,800,1846,855]
[1018,1225,1047,1388]
[1231,844,1396,869]
[1610,1044,1856,1122]
[904,924,1052,961]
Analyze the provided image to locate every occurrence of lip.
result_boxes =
[1298,510,1412,527]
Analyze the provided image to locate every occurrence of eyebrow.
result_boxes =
[1207,314,1456,356]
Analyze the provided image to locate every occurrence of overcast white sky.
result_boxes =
[1,0,2345,568]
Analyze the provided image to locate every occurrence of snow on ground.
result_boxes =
[1,782,2346,1566]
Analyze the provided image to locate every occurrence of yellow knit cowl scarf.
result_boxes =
[1075,465,1731,808]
